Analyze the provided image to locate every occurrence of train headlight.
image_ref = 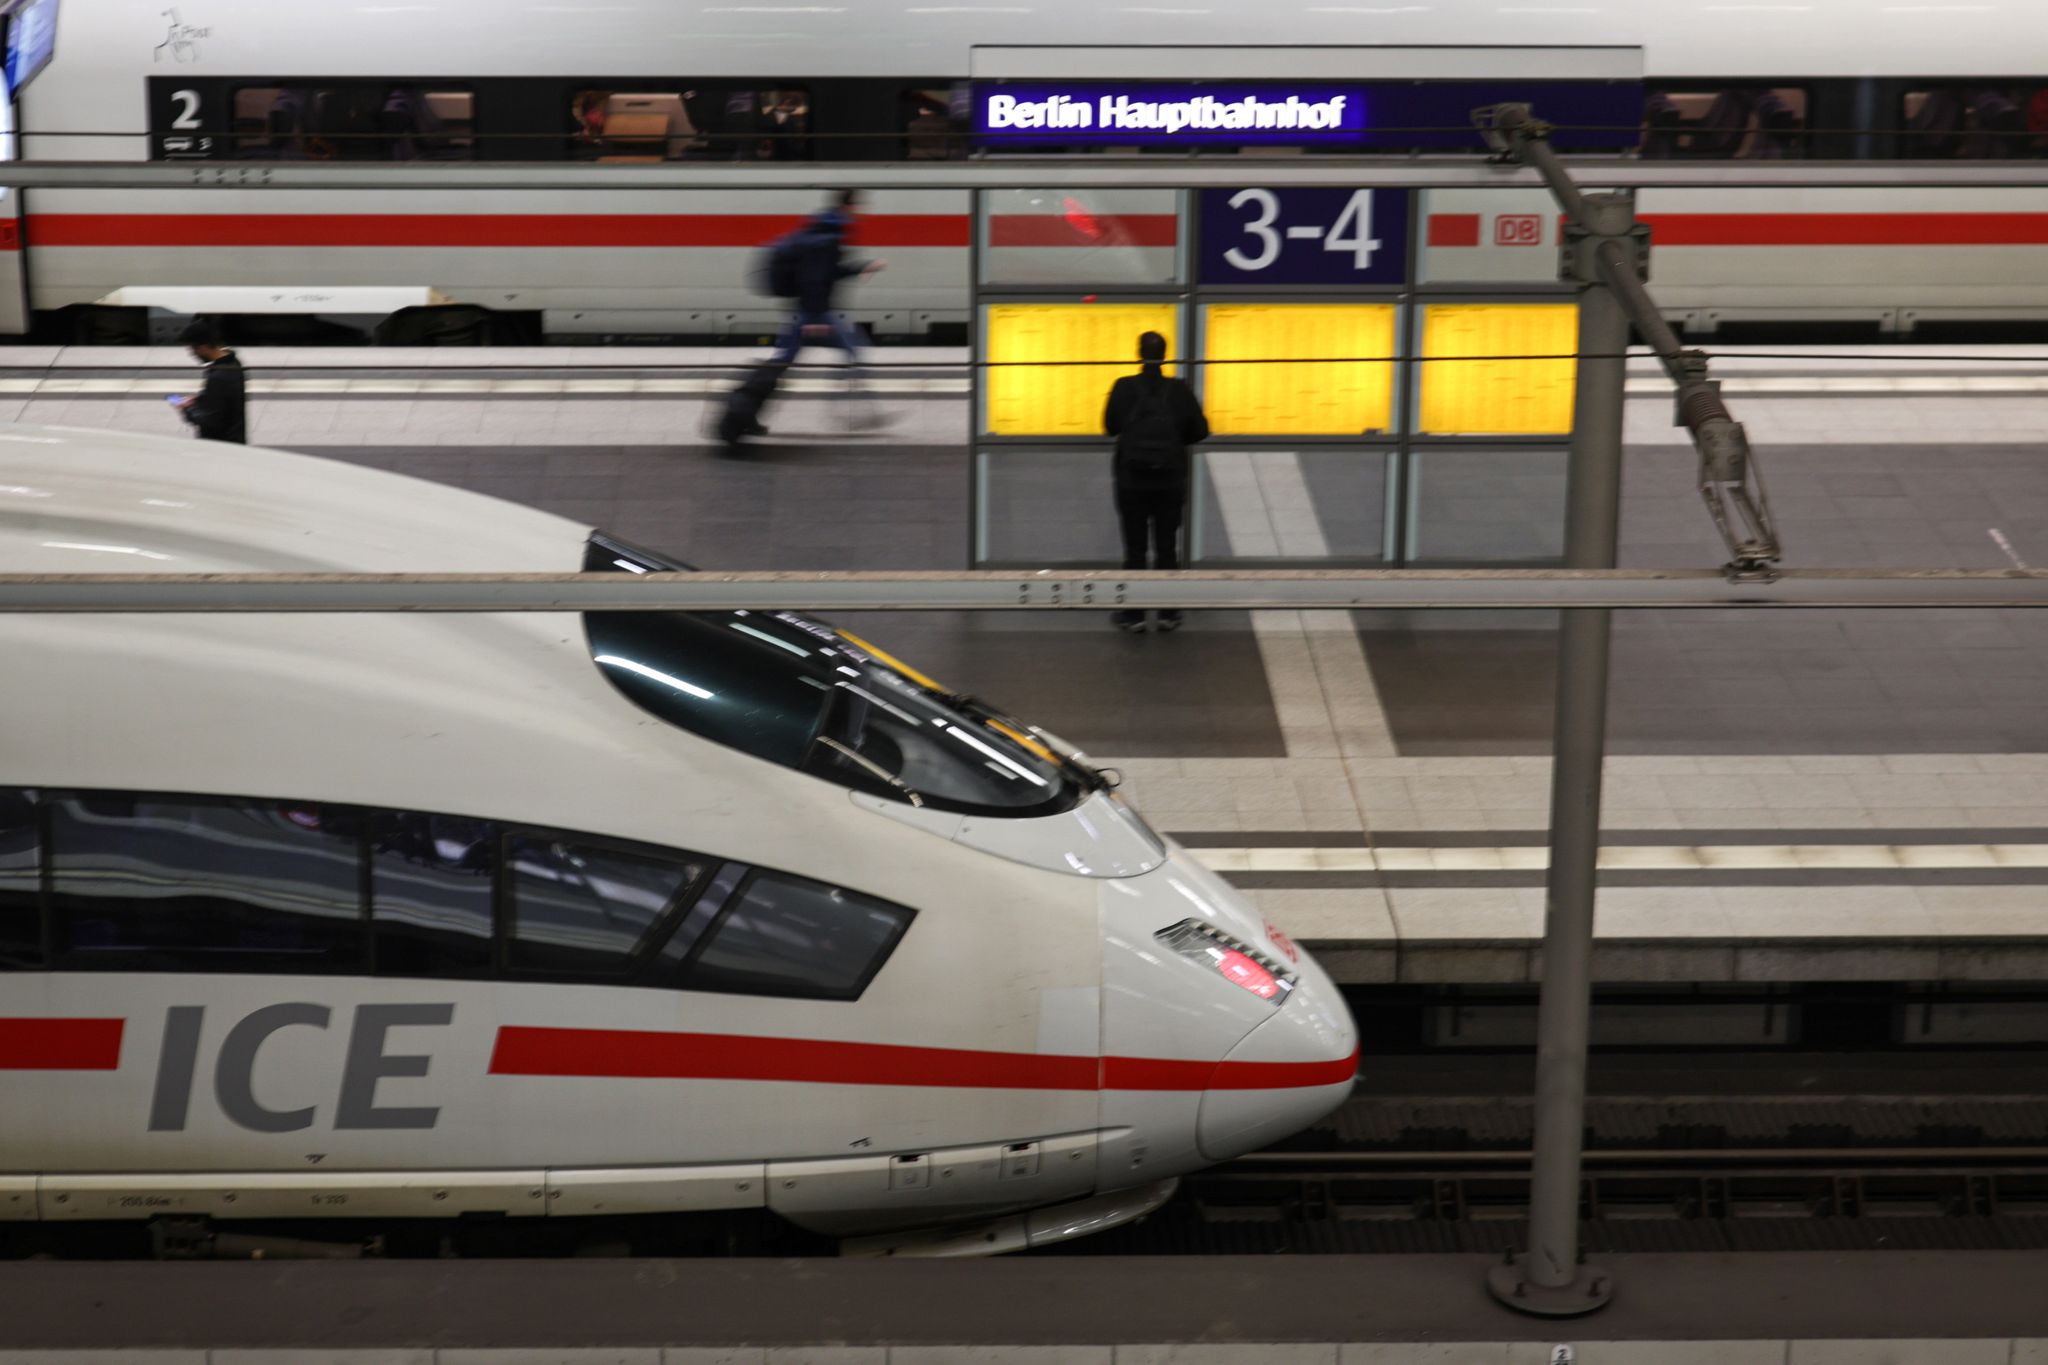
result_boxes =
[1153,918,1296,1005]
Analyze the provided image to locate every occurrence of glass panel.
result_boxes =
[983,301,1180,436]
[1417,303,1578,436]
[1645,87,1808,159]
[979,188,1180,287]
[977,447,1123,565]
[1197,450,1388,563]
[49,795,363,973]
[570,89,715,162]
[1415,189,1564,285]
[684,872,912,1001]
[1201,304,1398,437]
[508,835,702,978]
[1900,86,2034,160]
[1408,447,1568,565]
[0,788,39,966]
[371,812,494,977]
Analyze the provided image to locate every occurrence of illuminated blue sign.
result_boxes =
[980,86,1365,145]
[973,80,1641,152]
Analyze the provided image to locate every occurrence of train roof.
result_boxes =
[0,425,585,575]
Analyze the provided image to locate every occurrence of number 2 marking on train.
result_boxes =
[169,90,201,130]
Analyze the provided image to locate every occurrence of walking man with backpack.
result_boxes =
[1103,330,1209,633]
[719,187,885,448]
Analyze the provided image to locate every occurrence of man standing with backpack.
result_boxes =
[719,188,885,449]
[1103,330,1209,632]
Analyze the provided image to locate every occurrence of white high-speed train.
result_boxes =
[0,425,1357,1255]
[1,1,2045,341]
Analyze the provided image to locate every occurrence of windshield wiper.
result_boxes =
[816,736,926,809]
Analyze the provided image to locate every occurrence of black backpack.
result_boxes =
[753,229,808,298]
[1118,379,1184,475]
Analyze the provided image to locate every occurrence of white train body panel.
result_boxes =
[0,427,1357,1240]
[10,3,2048,334]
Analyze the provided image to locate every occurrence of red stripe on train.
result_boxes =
[25,213,970,249]
[489,1025,1358,1092]
[1425,213,1482,247]
[987,213,1178,248]
[0,1017,124,1070]
[1642,212,2048,247]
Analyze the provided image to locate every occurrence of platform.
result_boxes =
[0,1252,2042,1359]
[9,344,2048,986]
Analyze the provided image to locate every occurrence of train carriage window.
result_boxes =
[370,812,494,977]
[1643,87,1807,159]
[508,835,704,978]
[570,89,712,162]
[233,84,473,161]
[681,871,912,1002]
[1902,86,2039,159]
[47,795,363,973]
[902,85,968,160]
[0,788,40,967]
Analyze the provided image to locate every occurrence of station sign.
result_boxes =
[972,80,1643,152]
[1198,188,1410,287]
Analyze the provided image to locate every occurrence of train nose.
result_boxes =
[1196,962,1358,1161]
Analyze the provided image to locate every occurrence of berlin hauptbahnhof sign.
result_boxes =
[971,80,1642,152]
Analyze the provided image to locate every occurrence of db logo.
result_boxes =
[1264,921,1300,963]
[1494,213,1543,246]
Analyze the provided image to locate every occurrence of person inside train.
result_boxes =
[175,320,247,445]
[1102,331,1209,635]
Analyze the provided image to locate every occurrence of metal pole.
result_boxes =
[1486,197,1631,1317]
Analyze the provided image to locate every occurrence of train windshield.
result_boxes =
[581,535,1090,819]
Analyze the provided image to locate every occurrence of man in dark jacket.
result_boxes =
[1103,330,1208,632]
[763,188,885,412]
[176,320,246,444]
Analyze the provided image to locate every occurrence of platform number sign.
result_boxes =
[1198,187,1409,286]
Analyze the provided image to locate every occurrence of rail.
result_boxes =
[8,569,2048,613]
[9,158,2048,191]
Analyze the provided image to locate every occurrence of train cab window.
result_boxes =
[507,835,704,978]
[370,812,494,977]
[679,871,912,1002]
[0,788,40,967]
[585,537,1088,819]
[47,795,364,973]
[1901,86,2042,158]
[1643,87,1807,159]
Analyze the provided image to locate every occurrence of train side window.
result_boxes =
[47,795,363,973]
[232,86,308,159]
[0,788,40,967]
[570,89,710,162]
[370,812,495,977]
[1644,87,1807,159]
[903,84,967,160]
[1902,86,2036,159]
[507,834,705,978]
[233,83,473,161]
[680,871,912,1002]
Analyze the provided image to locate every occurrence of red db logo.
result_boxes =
[1494,214,1542,246]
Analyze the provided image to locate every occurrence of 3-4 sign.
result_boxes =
[1198,187,1410,286]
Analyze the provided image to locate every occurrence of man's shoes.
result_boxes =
[1111,611,1146,633]
[746,419,768,436]
[1156,611,1184,632]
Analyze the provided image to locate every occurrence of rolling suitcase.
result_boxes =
[715,360,789,449]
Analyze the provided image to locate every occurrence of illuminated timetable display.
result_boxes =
[1418,303,1580,436]
[982,302,1180,437]
[1202,304,1397,437]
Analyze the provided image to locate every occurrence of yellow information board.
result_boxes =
[1202,304,1398,437]
[983,302,1179,437]
[1417,303,1579,435]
